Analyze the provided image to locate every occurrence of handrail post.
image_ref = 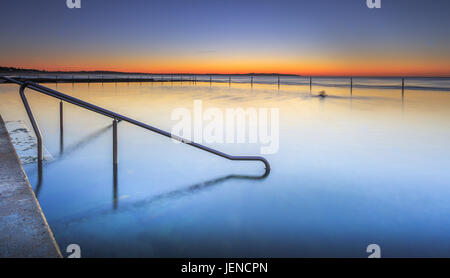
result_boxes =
[19,83,43,162]
[113,118,118,167]
[60,100,64,154]
[112,118,118,209]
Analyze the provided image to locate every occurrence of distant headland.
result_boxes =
[0,66,301,77]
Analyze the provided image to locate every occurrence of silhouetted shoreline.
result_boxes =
[0,66,301,77]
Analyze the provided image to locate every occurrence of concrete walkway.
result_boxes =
[0,115,61,258]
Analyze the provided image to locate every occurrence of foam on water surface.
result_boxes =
[5,121,53,164]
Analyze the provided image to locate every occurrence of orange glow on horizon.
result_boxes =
[5,54,450,77]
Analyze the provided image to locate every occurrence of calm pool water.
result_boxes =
[1,78,450,257]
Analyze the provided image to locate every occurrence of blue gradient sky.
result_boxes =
[0,0,449,75]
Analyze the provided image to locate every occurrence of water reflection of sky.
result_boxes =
[1,80,450,257]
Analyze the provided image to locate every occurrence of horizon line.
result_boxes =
[1,66,449,78]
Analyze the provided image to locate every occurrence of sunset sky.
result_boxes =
[0,0,449,76]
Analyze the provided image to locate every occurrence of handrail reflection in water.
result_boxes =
[53,170,269,226]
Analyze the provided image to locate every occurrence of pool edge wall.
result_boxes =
[0,114,62,258]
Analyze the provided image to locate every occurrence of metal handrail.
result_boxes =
[0,76,270,175]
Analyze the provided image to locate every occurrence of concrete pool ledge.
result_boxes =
[0,115,62,258]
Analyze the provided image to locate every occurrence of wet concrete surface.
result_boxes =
[0,114,61,258]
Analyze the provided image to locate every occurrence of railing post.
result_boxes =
[60,100,64,154]
[19,83,43,162]
[402,77,405,105]
[36,160,43,197]
[350,77,353,95]
[112,117,118,209]
[113,118,118,167]
[402,77,405,94]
